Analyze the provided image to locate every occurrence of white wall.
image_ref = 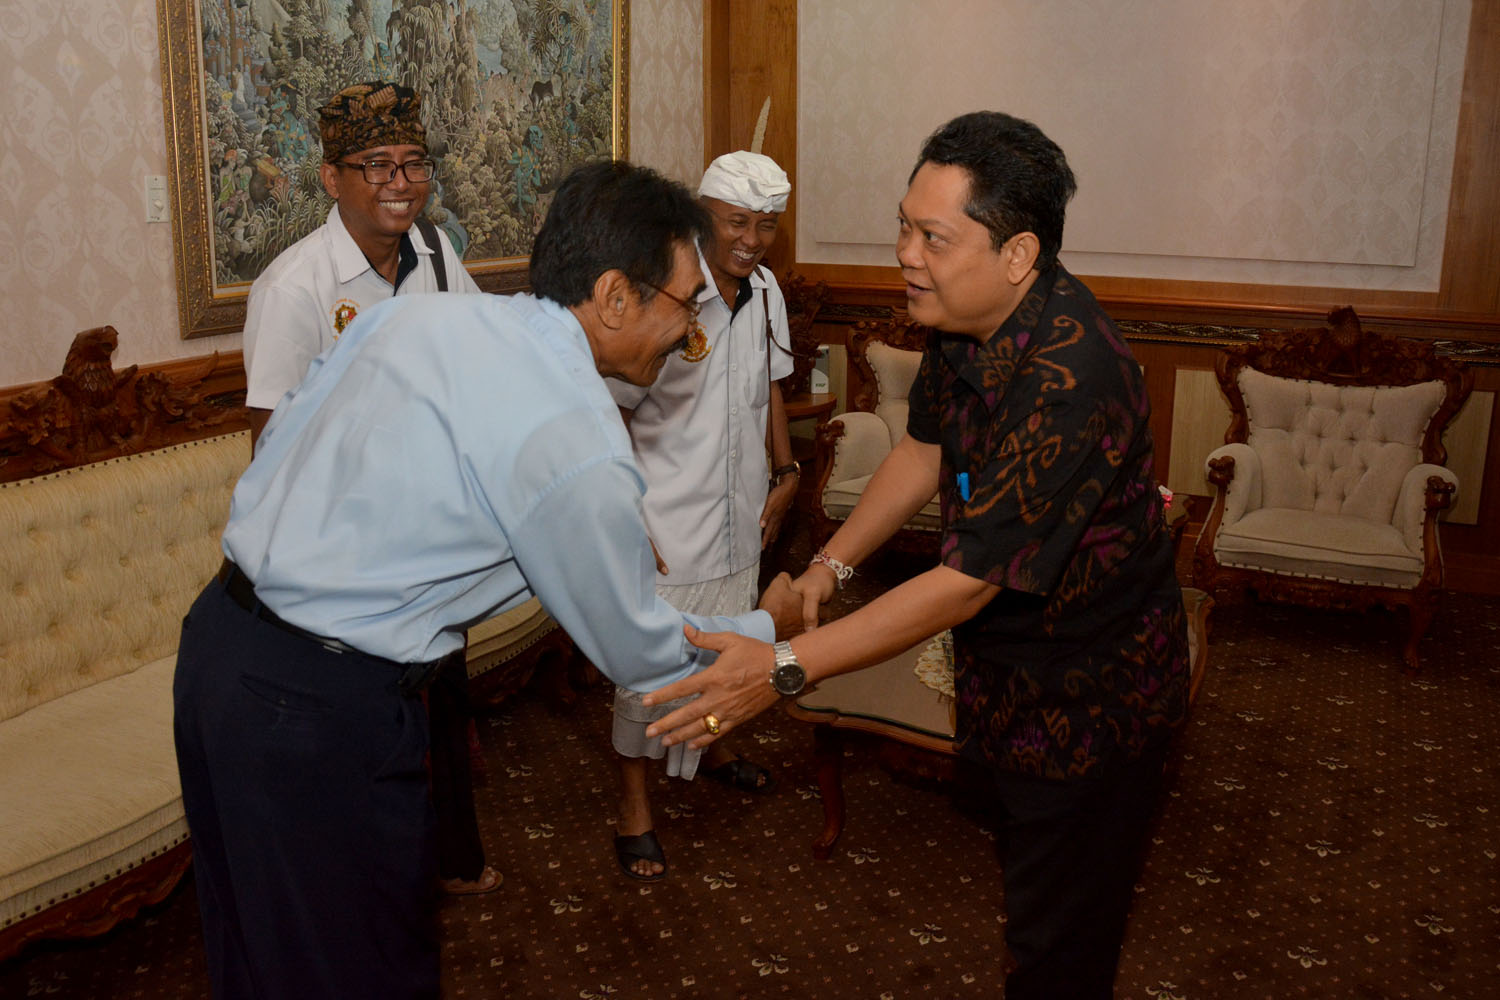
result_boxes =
[798,0,1470,292]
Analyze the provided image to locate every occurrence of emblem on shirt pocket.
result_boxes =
[331,299,359,335]
[679,322,711,362]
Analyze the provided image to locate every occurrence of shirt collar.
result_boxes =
[694,246,769,310]
[940,265,1061,406]
[328,203,427,287]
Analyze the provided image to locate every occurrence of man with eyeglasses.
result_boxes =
[605,151,799,880]
[237,81,500,902]
[175,160,804,998]
[241,80,480,448]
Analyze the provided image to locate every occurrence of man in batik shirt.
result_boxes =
[641,111,1189,999]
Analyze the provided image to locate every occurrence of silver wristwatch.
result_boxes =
[770,640,807,696]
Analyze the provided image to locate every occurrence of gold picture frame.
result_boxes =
[158,0,630,340]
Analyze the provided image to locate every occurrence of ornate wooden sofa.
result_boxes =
[0,329,573,958]
[1193,307,1473,672]
[0,328,246,960]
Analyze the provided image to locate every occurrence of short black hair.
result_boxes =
[910,111,1077,271]
[530,160,708,306]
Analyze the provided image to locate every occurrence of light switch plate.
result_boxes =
[144,175,169,223]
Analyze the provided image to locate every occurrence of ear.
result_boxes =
[1004,232,1041,284]
[590,269,633,331]
[319,162,341,200]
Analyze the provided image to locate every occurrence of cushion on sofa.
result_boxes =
[823,474,942,528]
[0,434,248,722]
[466,597,558,680]
[867,341,921,445]
[1237,369,1445,523]
[0,432,247,943]
[0,655,185,932]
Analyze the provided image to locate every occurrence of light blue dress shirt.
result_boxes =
[222,292,774,684]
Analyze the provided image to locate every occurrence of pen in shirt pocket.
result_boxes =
[957,471,971,501]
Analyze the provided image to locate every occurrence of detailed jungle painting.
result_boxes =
[198,0,623,287]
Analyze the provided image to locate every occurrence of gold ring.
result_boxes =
[703,713,721,735]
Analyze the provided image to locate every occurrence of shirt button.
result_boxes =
[730,363,738,372]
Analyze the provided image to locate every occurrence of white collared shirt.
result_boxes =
[609,252,794,585]
[241,203,481,410]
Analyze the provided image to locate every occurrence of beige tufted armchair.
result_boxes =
[1193,308,1472,673]
[809,319,942,554]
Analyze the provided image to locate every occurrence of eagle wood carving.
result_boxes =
[2,326,227,477]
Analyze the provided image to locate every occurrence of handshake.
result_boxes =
[641,553,852,750]
[756,568,831,641]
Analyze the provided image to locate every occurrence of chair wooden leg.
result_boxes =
[1403,599,1433,676]
[810,724,846,861]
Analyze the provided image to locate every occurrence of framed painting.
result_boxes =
[158,0,630,340]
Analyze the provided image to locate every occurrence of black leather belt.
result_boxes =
[216,559,443,695]
[218,559,359,654]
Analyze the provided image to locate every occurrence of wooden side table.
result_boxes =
[784,642,957,860]
[783,391,838,424]
[782,391,838,513]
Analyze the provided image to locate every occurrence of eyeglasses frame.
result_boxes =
[638,279,703,320]
[334,157,438,185]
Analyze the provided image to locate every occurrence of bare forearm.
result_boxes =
[641,565,999,749]
[791,565,996,684]
[822,434,940,566]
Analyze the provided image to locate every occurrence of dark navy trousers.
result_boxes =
[427,651,485,881]
[993,744,1171,999]
[173,579,439,999]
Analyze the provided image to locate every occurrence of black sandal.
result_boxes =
[614,830,667,882]
[704,757,777,794]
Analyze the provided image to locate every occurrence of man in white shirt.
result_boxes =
[241,80,480,447]
[607,152,799,880]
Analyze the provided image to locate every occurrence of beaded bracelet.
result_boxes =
[810,548,855,589]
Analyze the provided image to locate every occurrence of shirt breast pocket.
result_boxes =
[747,322,770,409]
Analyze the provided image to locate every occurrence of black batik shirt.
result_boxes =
[907,266,1190,780]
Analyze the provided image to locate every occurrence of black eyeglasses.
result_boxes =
[639,280,702,319]
[335,158,437,185]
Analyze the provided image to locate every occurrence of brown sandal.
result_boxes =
[441,865,503,895]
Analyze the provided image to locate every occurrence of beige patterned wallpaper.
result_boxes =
[798,0,1470,292]
[0,0,702,389]
[629,0,705,188]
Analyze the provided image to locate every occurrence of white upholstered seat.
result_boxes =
[811,320,941,553]
[1194,308,1471,672]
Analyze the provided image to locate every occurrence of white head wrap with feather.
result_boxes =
[698,151,790,213]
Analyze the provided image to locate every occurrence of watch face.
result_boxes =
[772,661,806,696]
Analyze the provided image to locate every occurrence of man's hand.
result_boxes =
[758,572,803,640]
[643,626,781,748]
[789,566,838,632]
[648,537,668,576]
[759,477,798,548]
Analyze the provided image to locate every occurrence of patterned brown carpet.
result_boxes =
[4,521,1498,999]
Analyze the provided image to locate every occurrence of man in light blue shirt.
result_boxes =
[173,161,801,1000]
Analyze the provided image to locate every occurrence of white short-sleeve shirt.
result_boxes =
[242,203,482,410]
[609,251,794,585]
